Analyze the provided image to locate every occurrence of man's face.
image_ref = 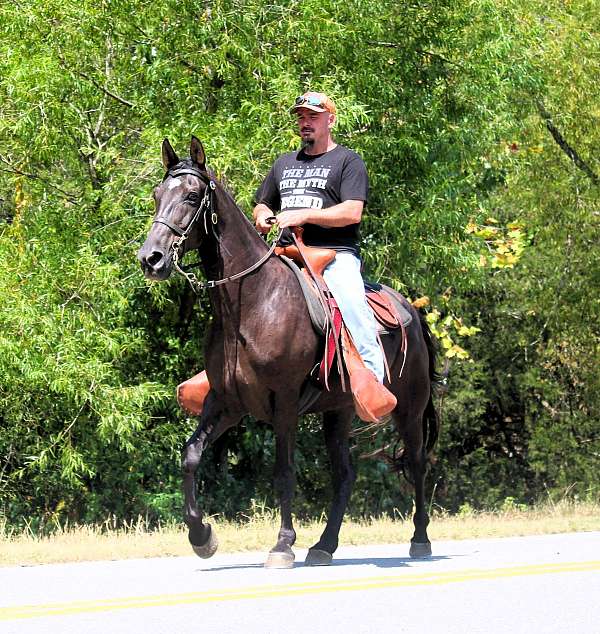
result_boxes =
[295,108,334,148]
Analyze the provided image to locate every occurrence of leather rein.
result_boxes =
[153,166,281,293]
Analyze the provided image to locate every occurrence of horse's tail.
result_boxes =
[418,311,445,455]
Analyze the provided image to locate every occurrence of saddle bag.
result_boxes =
[365,288,403,329]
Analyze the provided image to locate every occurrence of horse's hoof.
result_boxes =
[305,549,333,566]
[264,550,295,569]
[409,541,432,558]
[190,524,218,559]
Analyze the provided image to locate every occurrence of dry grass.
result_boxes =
[1,500,598,567]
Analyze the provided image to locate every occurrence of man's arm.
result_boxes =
[275,200,363,229]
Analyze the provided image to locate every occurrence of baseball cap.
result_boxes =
[291,92,337,115]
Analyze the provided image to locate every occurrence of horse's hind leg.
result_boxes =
[397,408,432,558]
[306,407,356,566]
[182,391,239,558]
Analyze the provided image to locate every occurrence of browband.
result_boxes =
[163,167,207,181]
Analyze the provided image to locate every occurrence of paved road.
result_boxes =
[1,531,599,633]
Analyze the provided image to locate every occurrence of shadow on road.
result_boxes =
[198,554,453,572]
[198,563,267,572]
[326,555,452,568]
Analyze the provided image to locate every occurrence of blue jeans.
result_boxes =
[323,252,385,382]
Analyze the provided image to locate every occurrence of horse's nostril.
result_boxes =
[147,250,164,267]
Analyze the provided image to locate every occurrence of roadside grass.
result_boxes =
[1,499,598,567]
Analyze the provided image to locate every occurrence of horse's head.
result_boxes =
[138,136,213,280]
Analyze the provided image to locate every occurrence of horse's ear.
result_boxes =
[162,138,179,171]
[190,136,206,170]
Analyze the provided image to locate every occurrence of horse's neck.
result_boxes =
[199,185,270,297]
[218,189,267,273]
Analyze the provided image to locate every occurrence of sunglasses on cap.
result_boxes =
[294,95,324,107]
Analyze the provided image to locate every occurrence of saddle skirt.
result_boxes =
[278,255,413,336]
[279,254,408,419]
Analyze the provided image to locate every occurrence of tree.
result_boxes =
[0,0,597,528]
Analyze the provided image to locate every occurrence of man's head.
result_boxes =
[291,92,336,151]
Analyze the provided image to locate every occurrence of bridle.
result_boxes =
[153,166,281,293]
[152,166,216,239]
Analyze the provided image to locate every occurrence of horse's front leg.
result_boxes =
[265,404,298,569]
[305,407,356,566]
[183,391,239,558]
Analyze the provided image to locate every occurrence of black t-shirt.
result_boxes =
[254,145,369,254]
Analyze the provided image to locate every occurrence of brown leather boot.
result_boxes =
[177,370,210,416]
[348,368,397,423]
[340,327,397,423]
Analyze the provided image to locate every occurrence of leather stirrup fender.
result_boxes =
[288,227,346,393]
[177,370,210,416]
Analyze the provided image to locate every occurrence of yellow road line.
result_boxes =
[2,560,599,621]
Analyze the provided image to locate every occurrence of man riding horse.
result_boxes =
[180,91,397,419]
[138,119,439,564]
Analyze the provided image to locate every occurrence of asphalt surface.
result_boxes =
[1,531,599,633]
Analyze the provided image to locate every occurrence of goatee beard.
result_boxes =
[301,138,315,149]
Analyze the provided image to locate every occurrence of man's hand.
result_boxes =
[253,204,276,234]
[276,209,309,229]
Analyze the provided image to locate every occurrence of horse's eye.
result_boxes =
[187,192,200,204]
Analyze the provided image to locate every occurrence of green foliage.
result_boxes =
[0,0,598,530]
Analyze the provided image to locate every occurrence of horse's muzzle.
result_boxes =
[137,244,172,280]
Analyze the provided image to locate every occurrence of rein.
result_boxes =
[154,166,281,294]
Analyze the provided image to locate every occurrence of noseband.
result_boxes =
[153,166,281,293]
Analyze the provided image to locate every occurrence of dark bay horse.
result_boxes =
[138,136,439,567]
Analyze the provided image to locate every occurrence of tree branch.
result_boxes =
[0,155,80,202]
[76,70,135,108]
[536,100,599,185]
[55,50,135,108]
[177,56,204,76]
[365,41,460,67]
[116,22,205,77]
